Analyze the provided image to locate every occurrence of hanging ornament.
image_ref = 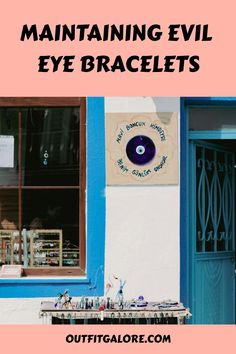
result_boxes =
[43,150,49,166]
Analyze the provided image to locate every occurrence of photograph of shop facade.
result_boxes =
[0,96,235,324]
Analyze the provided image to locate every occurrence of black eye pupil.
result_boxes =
[126,135,156,165]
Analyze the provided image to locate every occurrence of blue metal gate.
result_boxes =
[189,140,235,324]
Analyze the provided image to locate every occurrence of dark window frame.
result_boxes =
[0,97,86,276]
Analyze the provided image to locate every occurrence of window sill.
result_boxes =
[0,273,96,298]
[23,267,85,277]
[0,277,89,284]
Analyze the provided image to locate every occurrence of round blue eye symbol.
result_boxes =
[136,145,145,155]
[126,135,156,165]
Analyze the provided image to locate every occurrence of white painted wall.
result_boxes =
[0,298,51,324]
[0,97,181,324]
[104,97,180,301]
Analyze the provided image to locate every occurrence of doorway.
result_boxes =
[189,139,235,323]
[181,99,236,324]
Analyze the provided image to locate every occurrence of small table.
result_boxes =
[40,301,191,324]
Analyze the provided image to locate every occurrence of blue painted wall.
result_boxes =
[0,97,106,298]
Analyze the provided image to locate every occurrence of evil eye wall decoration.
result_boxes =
[126,135,156,165]
[106,112,178,185]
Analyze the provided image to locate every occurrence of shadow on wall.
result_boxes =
[148,97,180,125]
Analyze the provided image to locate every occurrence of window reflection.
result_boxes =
[0,109,19,186]
[22,108,80,186]
[0,106,81,269]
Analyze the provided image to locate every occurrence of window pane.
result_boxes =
[22,108,80,186]
[189,108,236,130]
[0,109,19,186]
[0,190,20,265]
[0,189,18,230]
[23,189,80,267]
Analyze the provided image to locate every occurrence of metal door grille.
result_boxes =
[196,144,234,253]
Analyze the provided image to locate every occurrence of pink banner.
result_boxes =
[0,325,235,354]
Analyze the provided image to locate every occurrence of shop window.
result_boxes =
[0,98,86,276]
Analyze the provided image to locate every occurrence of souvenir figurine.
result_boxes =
[99,299,105,311]
[55,289,72,309]
[63,295,72,309]
[110,298,114,309]
[95,297,100,310]
[106,297,110,309]
[115,277,126,309]
[80,297,85,309]
[130,295,148,308]
[105,274,114,296]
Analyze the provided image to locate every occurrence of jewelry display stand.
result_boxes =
[40,300,191,325]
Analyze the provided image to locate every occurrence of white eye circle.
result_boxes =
[136,145,145,155]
